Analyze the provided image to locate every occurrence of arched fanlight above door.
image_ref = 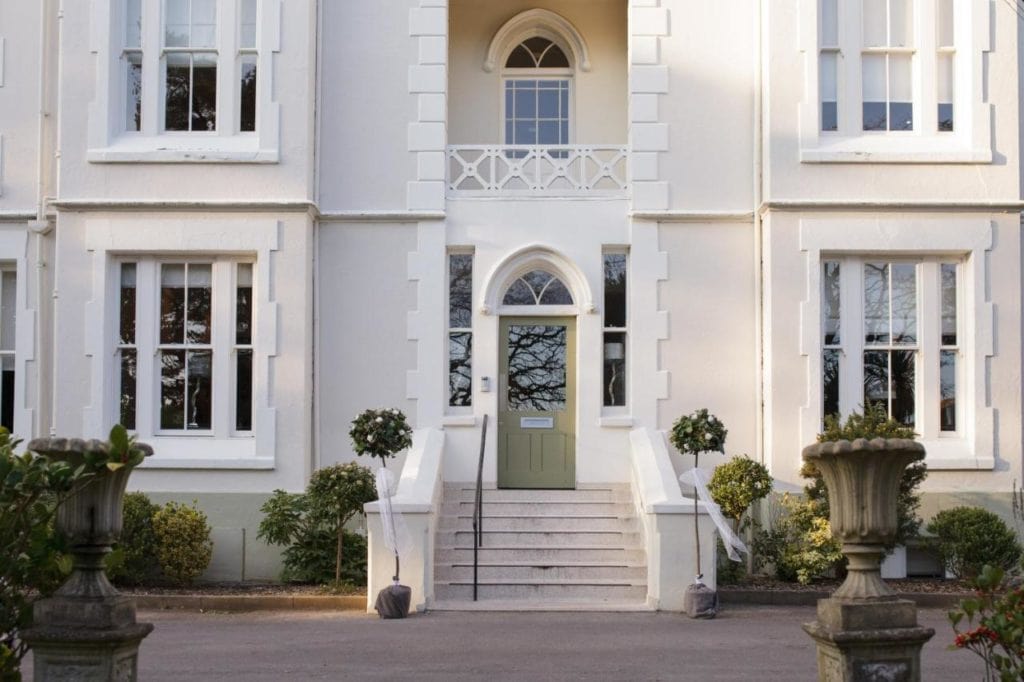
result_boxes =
[502,270,575,306]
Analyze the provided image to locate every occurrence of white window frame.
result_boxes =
[86,216,279,469]
[115,257,252,440]
[0,231,34,443]
[821,257,961,439]
[447,249,473,414]
[87,0,281,163]
[799,217,994,470]
[498,34,576,147]
[601,249,628,415]
[799,0,992,163]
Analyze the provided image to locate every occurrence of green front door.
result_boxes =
[498,316,576,489]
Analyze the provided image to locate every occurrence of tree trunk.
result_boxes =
[335,514,343,584]
[693,452,701,580]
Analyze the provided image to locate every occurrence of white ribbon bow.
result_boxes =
[679,467,749,563]
[375,468,413,560]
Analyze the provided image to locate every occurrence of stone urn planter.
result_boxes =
[801,438,934,682]
[20,437,154,682]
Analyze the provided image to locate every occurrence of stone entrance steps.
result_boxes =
[431,484,650,611]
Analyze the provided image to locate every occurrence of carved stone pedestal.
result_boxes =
[20,438,154,681]
[803,598,934,682]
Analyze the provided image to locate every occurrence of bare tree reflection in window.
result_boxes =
[502,270,574,306]
[507,325,566,411]
[449,332,472,407]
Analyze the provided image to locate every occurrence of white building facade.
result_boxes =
[1,0,1021,607]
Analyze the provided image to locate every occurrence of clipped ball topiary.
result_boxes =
[152,501,213,585]
[926,506,1022,579]
[708,455,773,529]
[350,408,413,465]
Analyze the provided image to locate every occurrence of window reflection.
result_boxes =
[507,325,566,411]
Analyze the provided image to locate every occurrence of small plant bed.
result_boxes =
[718,575,976,608]
[120,581,369,613]
[120,581,367,597]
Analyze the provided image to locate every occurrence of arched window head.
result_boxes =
[503,270,574,306]
[505,37,570,69]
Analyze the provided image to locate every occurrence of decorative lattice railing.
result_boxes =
[447,145,629,197]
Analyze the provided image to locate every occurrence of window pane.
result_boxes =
[539,43,569,68]
[523,270,552,296]
[864,263,889,344]
[937,0,955,47]
[941,263,957,345]
[160,349,186,429]
[236,263,253,345]
[820,0,838,46]
[126,0,142,47]
[603,332,626,407]
[120,263,137,345]
[891,263,916,343]
[160,265,186,344]
[449,332,472,407]
[538,278,573,305]
[165,0,189,47]
[938,53,953,132]
[448,254,473,329]
[0,272,15,353]
[0,355,13,432]
[240,57,257,132]
[823,261,840,344]
[120,349,137,430]
[505,45,535,69]
[515,88,536,119]
[186,264,212,344]
[863,0,887,47]
[940,350,956,431]
[126,54,143,131]
[823,349,840,419]
[165,53,191,131]
[889,55,913,130]
[192,54,217,131]
[538,89,559,118]
[236,349,253,431]
[507,325,566,411]
[514,121,536,145]
[503,279,535,305]
[604,254,627,328]
[186,350,212,429]
[820,53,838,131]
[240,0,258,49]
[889,0,912,47]
[191,0,218,48]
[862,54,887,131]
[891,349,915,427]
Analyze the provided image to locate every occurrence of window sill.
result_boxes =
[137,436,273,470]
[800,137,992,164]
[441,415,477,427]
[920,438,994,471]
[598,416,633,428]
[87,136,279,164]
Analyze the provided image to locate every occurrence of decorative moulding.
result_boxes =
[480,243,596,315]
[483,9,591,73]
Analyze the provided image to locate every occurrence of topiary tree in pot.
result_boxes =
[670,408,728,617]
[350,408,414,618]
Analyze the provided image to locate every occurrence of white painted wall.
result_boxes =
[316,222,418,471]
[448,0,627,145]
[657,221,759,474]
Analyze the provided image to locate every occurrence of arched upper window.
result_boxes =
[505,37,570,69]
[502,270,574,306]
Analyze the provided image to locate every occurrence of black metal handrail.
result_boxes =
[472,414,489,601]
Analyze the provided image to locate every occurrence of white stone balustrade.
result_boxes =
[447,145,629,197]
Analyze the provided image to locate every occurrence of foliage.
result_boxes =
[0,431,80,677]
[151,501,213,585]
[948,565,1024,681]
[669,408,727,458]
[258,462,377,584]
[107,492,160,586]
[708,456,773,528]
[926,507,1022,580]
[349,408,413,464]
[818,402,916,442]
[753,492,844,584]
[80,424,151,472]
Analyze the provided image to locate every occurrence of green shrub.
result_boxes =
[107,492,160,585]
[948,565,1024,680]
[152,501,213,585]
[350,408,413,464]
[753,492,844,584]
[818,401,917,442]
[926,507,1022,579]
[258,462,377,585]
[708,456,773,530]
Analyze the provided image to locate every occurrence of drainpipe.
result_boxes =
[753,0,765,467]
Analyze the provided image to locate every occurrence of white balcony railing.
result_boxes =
[447,145,628,197]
